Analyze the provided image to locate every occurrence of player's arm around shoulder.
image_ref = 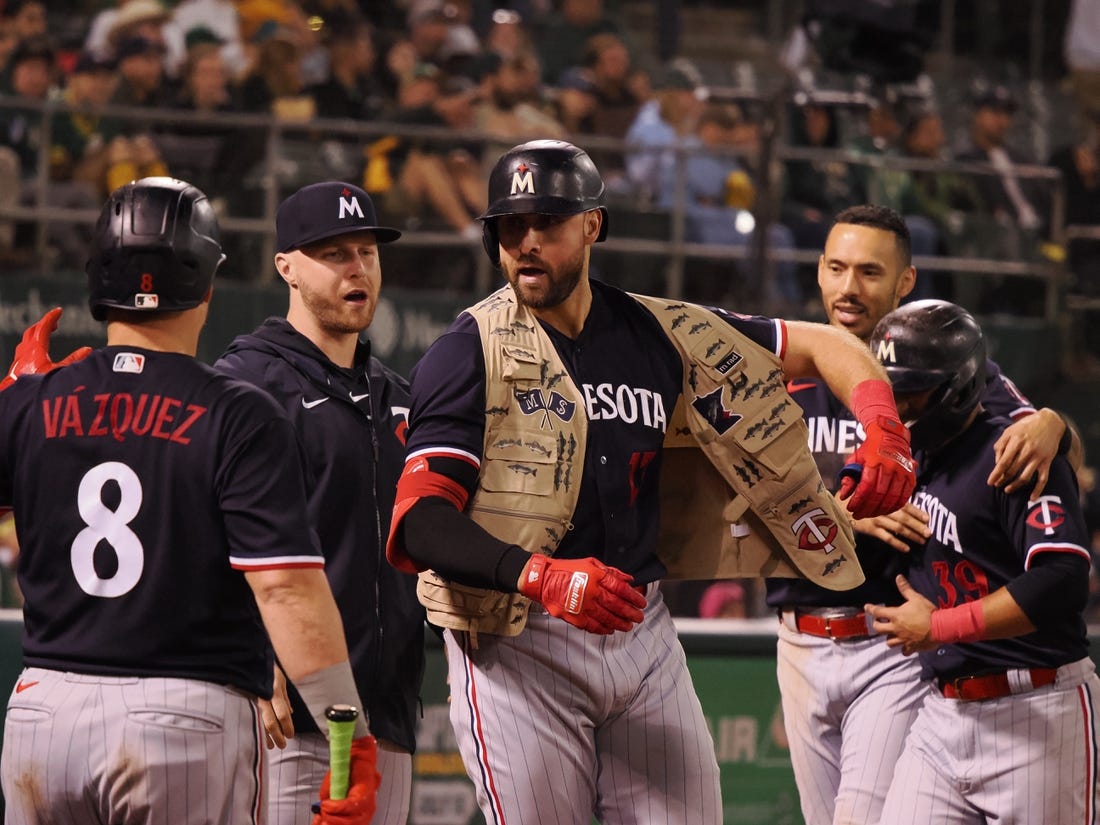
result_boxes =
[989,407,1083,498]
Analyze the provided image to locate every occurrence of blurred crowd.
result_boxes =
[0,0,1094,305]
[0,0,1099,618]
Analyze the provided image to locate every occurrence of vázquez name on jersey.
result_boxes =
[42,391,208,444]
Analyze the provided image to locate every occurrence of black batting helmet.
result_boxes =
[870,299,987,453]
[478,139,609,265]
[86,177,226,321]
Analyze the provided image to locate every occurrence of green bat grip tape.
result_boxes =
[325,704,359,801]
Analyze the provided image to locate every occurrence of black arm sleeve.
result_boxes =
[401,497,531,591]
[1005,551,1090,629]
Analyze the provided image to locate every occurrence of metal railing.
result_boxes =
[0,93,1072,318]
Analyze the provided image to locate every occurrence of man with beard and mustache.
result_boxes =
[384,140,919,824]
[215,181,425,825]
[771,204,1081,825]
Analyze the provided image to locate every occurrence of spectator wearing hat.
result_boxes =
[623,58,708,206]
[474,49,567,148]
[484,7,532,62]
[111,34,169,108]
[0,35,58,176]
[307,13,389,122]
[0,0,47,77]
[168,0,247,81]
[213,180,424,825]
[85,0,170,62]
[50,51,122,193]
[381,0,468,100]
[235,21,315,120]
[779,99,863,299]
[371,67,484,244]
[0,37,101,262]
[956,82,1049,239]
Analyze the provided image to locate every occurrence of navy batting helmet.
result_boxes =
[86,177,226,321]
[870,299,987,453]
[478,139,609,265]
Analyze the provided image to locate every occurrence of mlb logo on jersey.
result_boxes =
[134,294,159,309]
[112,352,146,373]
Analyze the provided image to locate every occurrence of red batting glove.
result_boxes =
[518,555,646,634]
[311,736,381,825]
[838,416,917,519]
[0,307,92,391]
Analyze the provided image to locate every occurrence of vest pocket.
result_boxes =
[479,429,559,496]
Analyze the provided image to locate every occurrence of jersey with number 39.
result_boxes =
[907,410,1091,679]
[0,346,322,697]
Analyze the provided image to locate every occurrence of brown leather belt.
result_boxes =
[938,668,1058,702]
[785,610,872,640]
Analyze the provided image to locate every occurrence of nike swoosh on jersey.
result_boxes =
[349,392,370,402]
[786,380,818,393]
[15,680,39,693]
[302,397,329,409]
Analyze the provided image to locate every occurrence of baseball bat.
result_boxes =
[325,704,360,801]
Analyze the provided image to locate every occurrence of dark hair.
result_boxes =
[831,204,911,267]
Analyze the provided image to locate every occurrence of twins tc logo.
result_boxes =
[792,508,839,554]
[511,163,535,195]
[515,387,576,429]
[1026,495,1066,535]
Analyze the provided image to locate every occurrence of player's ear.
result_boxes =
[897,265,917,301]
[274,253,297,288]
[583,209,602,244]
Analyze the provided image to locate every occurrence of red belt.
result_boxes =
[938,668,1058,702]
[788,611,872,640]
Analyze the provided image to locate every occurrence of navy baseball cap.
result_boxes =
[276,181,401,252]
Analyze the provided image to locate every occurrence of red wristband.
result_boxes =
[850,379,901,427]
[929,600,986,644]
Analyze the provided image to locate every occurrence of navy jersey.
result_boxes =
[216,319,424,751]
[405,279,784,585]
[0,346,322,697]
[906,411,1090,677]
[767,359,1036,608]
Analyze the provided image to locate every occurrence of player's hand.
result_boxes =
[518,555,646,635]
[0,307,92,391]
[865,575,937,655]
[851,502,930,554]
[311,735,381,825]
[838,416,917,519]
[259,663,294,749]
[988,408,1063,499]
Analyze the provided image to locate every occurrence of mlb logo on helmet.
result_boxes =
[135,294,159,309]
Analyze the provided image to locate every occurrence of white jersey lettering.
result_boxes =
[580,383,667,432]
[912,491,963,553]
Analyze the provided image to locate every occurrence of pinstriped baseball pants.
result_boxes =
[444,584,722,825]
[1,667,264,824]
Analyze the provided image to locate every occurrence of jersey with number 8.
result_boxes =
[0,346,321,695]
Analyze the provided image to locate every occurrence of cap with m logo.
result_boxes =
[276,181,401,252]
